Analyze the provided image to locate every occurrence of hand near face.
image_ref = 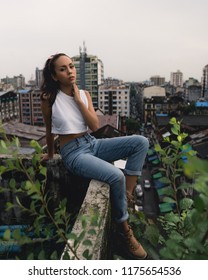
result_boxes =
[72,83,82,103]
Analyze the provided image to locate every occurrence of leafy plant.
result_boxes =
[0,135,98,260]
[130,117,208,259]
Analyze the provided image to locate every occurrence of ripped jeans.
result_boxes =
[60,133,149,223]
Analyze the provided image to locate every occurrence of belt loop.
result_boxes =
[75,138,79,146]
[83,134,88,143]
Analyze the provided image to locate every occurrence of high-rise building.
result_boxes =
[98,85,130,117]
[35,67,43,89]
[202,64,208,100]
[150,75,165,86]
[18,89,44,126]
[170,70,183,87]
[72,43,104,108]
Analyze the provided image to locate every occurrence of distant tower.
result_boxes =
[35,67,43,88]
[201,64,208,99]
[72,42,104,108]
[79,41,87,89]
[170,70,183,87]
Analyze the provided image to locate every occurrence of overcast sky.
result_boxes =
[1,0,208,83]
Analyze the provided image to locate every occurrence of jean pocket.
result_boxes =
[60,142,78,159]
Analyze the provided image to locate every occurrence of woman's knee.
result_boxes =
[132,135,149,151]
[111,168,125,185]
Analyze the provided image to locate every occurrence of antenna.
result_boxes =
[83,40,87,53]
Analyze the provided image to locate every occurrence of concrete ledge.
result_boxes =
[61,179,111,260]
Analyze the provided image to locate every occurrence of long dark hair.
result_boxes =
[40,53,69,106]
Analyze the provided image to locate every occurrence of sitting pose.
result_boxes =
[40,53,149,259]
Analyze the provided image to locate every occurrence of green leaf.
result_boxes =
[169,117,177,124]
[170,140,180,148]
[82,249,92,260]
[162,197,176,203]
[82,239,93,246]
[163,212,180,223]
[38,249,46,260]
[158,186,174,197]
[3,229,11,241]
[6,202,14,210]
[40,166,47,177]
[159,177,171,184]
[180,198,193,210]
[30,140,42,153]
[50,250,58,260]
[171,126,179,135]
[88,229,96,235]
[9,178,16,188]
[67,232,77,240]
[194,196,206,212]
[169,231,183,242]
[12,228,22,240]
[0,140,7,150]
[154,143,162,152]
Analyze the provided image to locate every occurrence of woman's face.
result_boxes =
[53,55,76,86]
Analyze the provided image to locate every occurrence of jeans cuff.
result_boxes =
[124,169,141,176]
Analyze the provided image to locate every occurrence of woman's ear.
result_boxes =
[52,74,58,82]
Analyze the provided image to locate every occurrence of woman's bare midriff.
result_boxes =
[58,131,88,148]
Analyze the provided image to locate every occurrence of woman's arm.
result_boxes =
[73,84,99,132]
[41,98,55,159]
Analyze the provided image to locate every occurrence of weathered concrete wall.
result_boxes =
[61,180,111,260]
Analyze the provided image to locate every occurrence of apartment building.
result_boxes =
[98,85,130,117]
[0,91,19,123]
[18,89,44,126]
[72,44,104,108]
[150,75,165,86]
[170,70,183,87]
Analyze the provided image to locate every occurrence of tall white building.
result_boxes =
[98,85,130,117]
[72,43,104,108]
[170,70,183,87]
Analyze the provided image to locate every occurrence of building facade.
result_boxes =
[35,67,43,89]
[0,91,19,123]
[202,64,208,100]
[170,70,183,87]
[98,85,130,117]
[18,89,44,126]
[72,44,104,108]
[150,75,165,86]
[1,74,25,89]
[143,86,166,99]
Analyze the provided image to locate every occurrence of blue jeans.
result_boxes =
[60,133,149,223]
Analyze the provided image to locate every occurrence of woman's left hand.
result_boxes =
[72,83,81,103]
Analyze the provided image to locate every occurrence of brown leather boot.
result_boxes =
[126,191,136,210]
[118,225,147,260]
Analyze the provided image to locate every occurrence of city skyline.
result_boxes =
[0,0,208,83]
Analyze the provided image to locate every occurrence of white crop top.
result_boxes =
[51,90,88,134]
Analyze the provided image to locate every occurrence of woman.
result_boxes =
[40,53,149,259]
